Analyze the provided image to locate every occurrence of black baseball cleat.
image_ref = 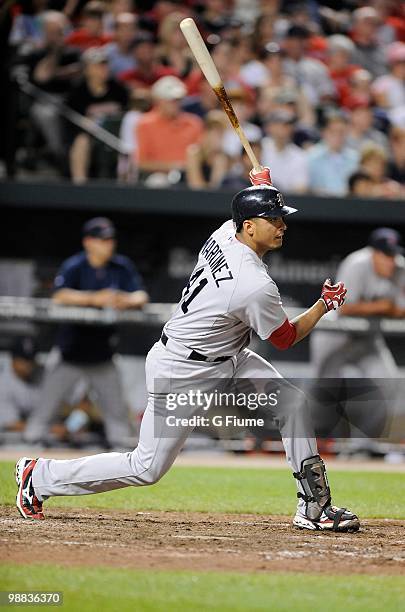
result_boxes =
[15,457,44,520]
[293,505,360,532]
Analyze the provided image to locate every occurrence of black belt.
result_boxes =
[161,332,231,363]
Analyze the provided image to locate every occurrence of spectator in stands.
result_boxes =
[210,40,249,92]
[308,112,359,196]
[157,12,200,93]
[347,101,388,153]
[0,337,42,433]
[262,110,309,193]
[67,46,128,183]
[350,7,387,78]
[378,1,405,43]
[282,25,335,107]
[221,142,263,190]
[237,38,268,90]
[181,79,219,119]
[105,12,138,77]
[326,34,360,107]
[118,89,151,181]
[118,32,174,90]
[24,217,149,449]
[372,0,402,46]
[241,42,295,90]
[262,42,295,89]
[251,13,275,56]
[136,75,203,179]
[343,68,374,110]
[65,1,112,50]
[359,143,402,198]
[9,0,48,51]
[387,127,405,185]
[348,170,375,197]
[257,86,315,132]
[103,0,135,34]
[186,110,229,189]
[23,11,81,170]
[200,0,232,36]
[372,42,405,110]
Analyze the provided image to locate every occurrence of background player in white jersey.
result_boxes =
[15,168,360,533]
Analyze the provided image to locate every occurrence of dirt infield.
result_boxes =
[2,507,405,575]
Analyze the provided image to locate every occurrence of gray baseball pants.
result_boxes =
[310,331,400,439]
[311,331,399,378]
[25,358,130,446]
[32,340,317,509]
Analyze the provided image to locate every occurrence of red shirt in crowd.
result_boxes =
[118,66,175,89]
[65,29,112,50]
[136,109,203,166]
[329,65,362,107]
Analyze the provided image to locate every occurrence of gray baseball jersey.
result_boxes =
[336,247,404,305]
[31,219,317,514]
[164,220,287,357]
[312,246,405,378]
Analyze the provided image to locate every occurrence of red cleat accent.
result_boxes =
[15,457,44,520]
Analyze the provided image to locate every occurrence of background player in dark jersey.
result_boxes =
[24,217,148,449]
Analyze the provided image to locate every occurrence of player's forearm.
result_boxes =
[120,290,149,309]
[339,300,395,317]
[52,289,95,306]
[291,300,326,345]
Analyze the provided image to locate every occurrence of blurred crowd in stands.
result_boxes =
[0,0,404,196]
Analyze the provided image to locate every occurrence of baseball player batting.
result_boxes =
[15,168,359,532]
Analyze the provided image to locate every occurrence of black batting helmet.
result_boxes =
[231,185,297,231]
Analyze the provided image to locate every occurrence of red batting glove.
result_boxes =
[320,279,347,312]
[249,166,272,186]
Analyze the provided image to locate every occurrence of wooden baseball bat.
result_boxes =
[180,17,263,173]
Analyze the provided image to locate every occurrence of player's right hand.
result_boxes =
[249,166,272,186]
[320,279,347,312]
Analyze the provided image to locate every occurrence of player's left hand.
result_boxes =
[320,279,347,312]
[249,166,272,186]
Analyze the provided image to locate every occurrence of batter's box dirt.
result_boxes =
[1,507,404,575]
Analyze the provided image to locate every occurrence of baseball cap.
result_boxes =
[11,337,38,361]
[151,76,186,101]
[368,228,404,256]
[285,24,311,39]
[261,42,283,59]
[353,7,379,23]
[131,32,154,50]
[82,217,116,239]
[274,89,298,105]
[328,34,355,56]
[82,46,109,65]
